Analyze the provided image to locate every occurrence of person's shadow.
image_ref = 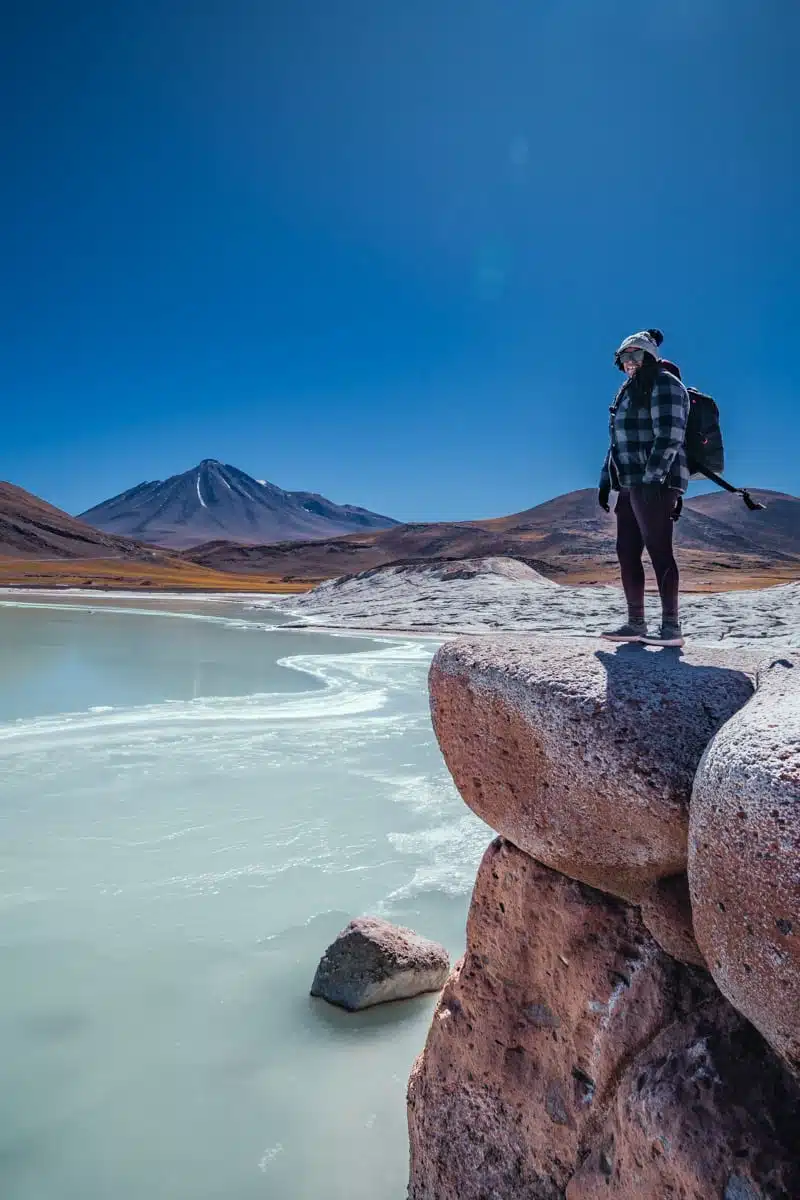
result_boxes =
[593,643,756,768]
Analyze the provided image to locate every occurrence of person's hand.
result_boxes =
[598,484,610,513]
[671,496,683,522]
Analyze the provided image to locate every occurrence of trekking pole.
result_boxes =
[690,465,767,511]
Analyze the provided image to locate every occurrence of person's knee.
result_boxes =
[648,551,679,581]
[643,534,674,562]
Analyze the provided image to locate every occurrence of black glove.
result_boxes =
[598,484,610,513]
[671,496,683,522]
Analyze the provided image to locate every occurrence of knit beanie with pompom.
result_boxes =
[614,327,664,366]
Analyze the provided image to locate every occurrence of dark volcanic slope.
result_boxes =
[183,521,518,579]
[0,482,147,559]
[79,460,399,549]
[684,490,800,556]
[184,486,800,580]
[289,491,398,530]
[484,488,798,557]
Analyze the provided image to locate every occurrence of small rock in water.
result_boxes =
[310,917,450,1011]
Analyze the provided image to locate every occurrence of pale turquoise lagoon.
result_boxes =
[0,594,489,1200]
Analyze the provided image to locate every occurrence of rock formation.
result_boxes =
[637,873,705,968]
[690,656,800,1071]
[408,840,717,1199]
[409,636,800,1198]
[429,637,759,900]
[310,917,449,1011]
[566,997,800,1198]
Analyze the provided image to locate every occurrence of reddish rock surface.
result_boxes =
[567,998,800,1198]
[639,873,706,969]
[690,657,800,1071]
[407,839,714,1200]
[429,637,758,898]
[408,840,800,1199]
[411,638,800,1198]
[310,917,449,1011]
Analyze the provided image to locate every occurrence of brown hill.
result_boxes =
[182,522,523,580]
[479,489,784,555]
[184,487,800,590]
[0,482,148,559]
[683,489,800,556]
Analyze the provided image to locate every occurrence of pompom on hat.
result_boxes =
[614,327,664,369]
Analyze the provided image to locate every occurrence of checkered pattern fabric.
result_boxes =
[600,369,690,493]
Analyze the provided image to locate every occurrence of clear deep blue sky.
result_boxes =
[2,1,798,520]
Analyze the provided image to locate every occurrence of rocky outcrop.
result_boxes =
[310,917,449,1011]
[430,636,758,900]
[690,657,800,1071]
[408,841,800,1199]
[638,873,706,968]
[407,840,715,1200]
[567,998,800,1198]
[409,636,800,1198]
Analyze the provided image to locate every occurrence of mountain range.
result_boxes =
[1,472,797,592]
[183,487,800,586]
[78,460,399,549]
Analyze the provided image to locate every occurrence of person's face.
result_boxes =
[619,348,645,377]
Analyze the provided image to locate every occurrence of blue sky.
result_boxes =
[2,0,797,521]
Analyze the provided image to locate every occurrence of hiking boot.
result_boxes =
[644,621,685,648]
[601,619,647,643]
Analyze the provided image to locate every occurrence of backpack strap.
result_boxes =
[690,465,766,511]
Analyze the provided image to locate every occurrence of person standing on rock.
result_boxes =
[599,328,690,648]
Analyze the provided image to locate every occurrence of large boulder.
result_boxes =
[430,636,759,900]
[310,917,450,1011]
[567,998,800,1198]
[638,873,706,968]
[407,839,715,1200]
[690,657,800,1071]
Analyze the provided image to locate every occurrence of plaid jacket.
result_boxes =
[600,368,690,493]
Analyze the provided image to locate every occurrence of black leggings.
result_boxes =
[615,486,681,622]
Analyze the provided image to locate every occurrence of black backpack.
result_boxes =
[686,388,725,477]
[662,370,765,511]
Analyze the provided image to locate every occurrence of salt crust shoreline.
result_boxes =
[3,559,799,652]
[265,558,800,653]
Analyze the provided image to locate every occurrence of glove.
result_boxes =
[671,496,683,522]
[598,484,610,513]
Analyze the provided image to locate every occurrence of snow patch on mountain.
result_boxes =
[78,462,399,549]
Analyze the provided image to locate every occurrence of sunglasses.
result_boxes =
[615,348,645,368]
